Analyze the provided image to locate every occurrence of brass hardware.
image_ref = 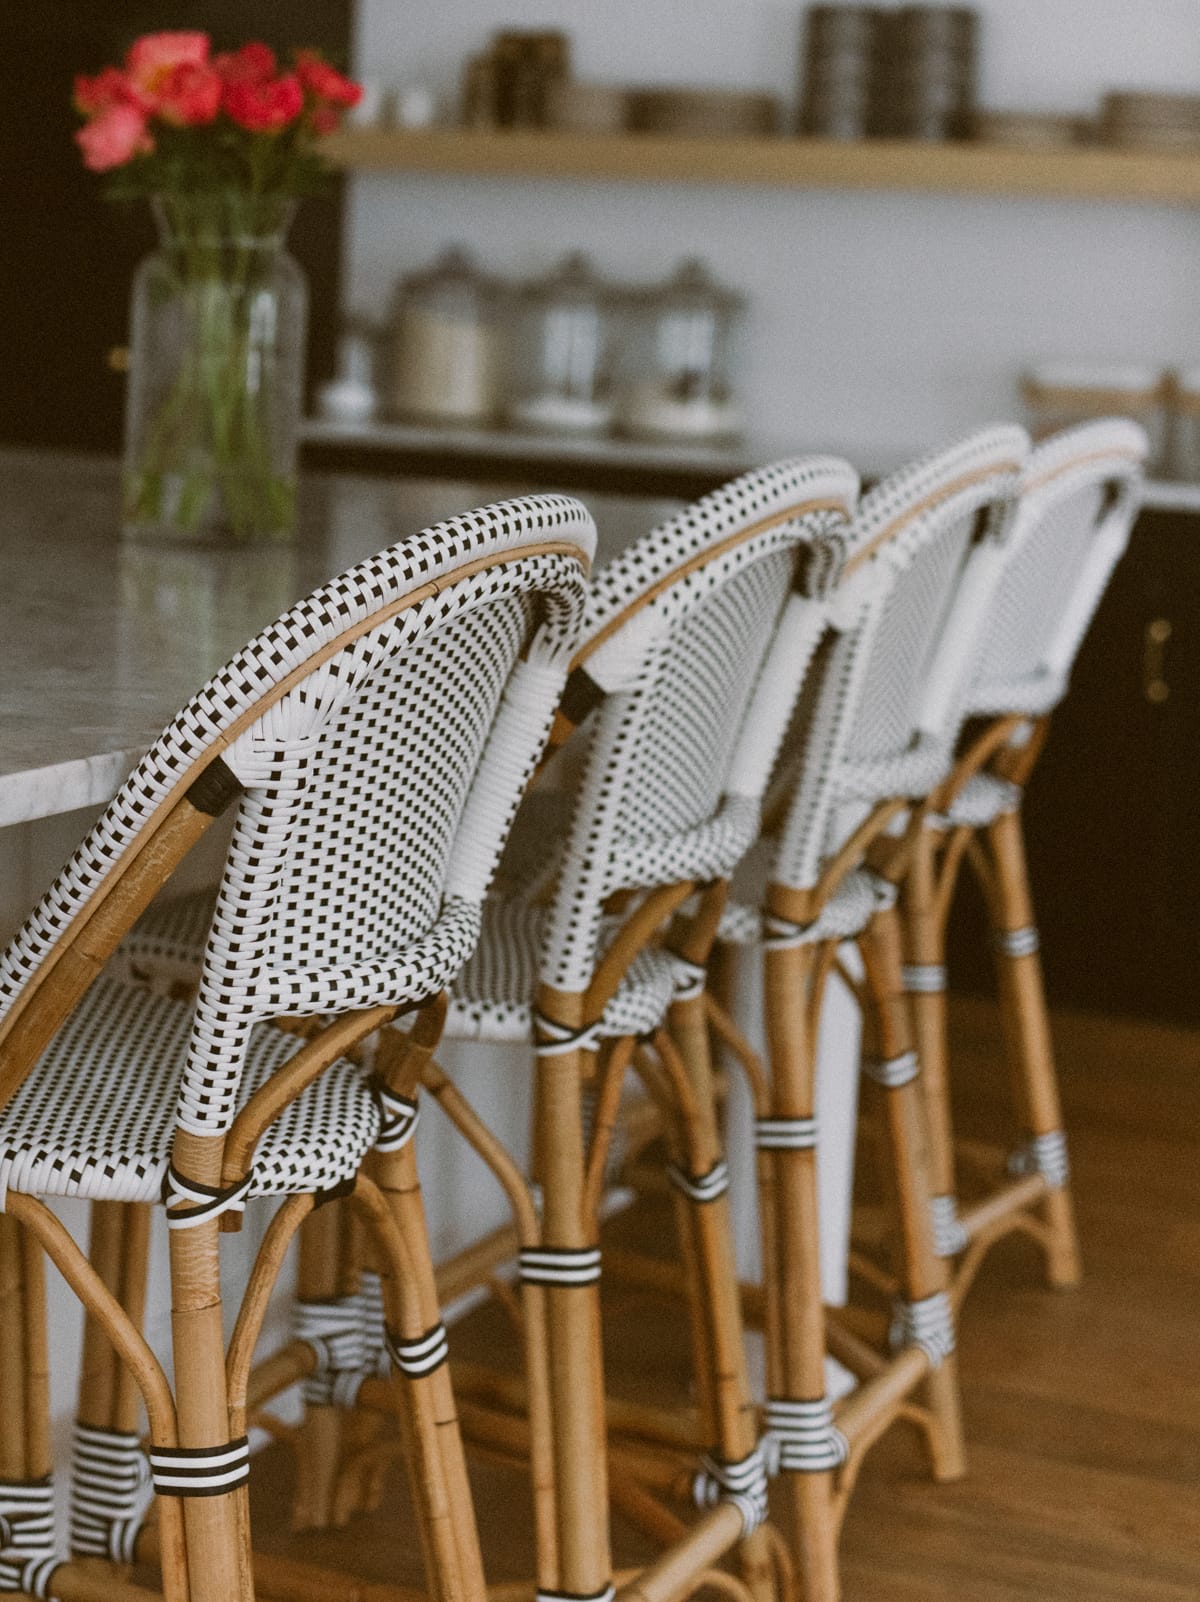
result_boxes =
[106,345,130,373]
[1142,617,1171,704]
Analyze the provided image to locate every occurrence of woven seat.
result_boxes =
[0,976,379,1209]
[446,897,679,1044]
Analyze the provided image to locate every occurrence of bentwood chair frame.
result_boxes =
[705,426,1029,1602]
[0,495,593,1602]
[897,418,1147,1310]
[324,459,861,1602]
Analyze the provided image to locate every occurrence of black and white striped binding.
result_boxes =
[385,1321,450,1378]
[761,913,816,951]
[371,1082,420,1153]
[995,925,1040,959]
[929,1194,969,1257]
[70,1422,152,1563]
[160,1164,253,1230]
[0,1477,58,1598]
[518,1246,602,1286]
[901,962,947,994]
[862,1051,919,1089]
[294,1294,367,1407]
[148,1438,250,1498]
[891,1291,956,1369]
[536,1585,617,1602]
[691,1446,770,1533]
[670,956,708,1002]
[764,1396,849,1473]
[1008,1129,1070,1189]
[754,1116,818,1150]
[532,1010,602,1058]
[666,1159,730,1203]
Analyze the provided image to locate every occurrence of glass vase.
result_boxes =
[122,195,308,546]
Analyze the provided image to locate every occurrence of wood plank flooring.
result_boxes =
[249,998,1200,1599]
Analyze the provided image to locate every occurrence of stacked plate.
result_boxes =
[798,5,884,141]
[881,5,978,141]
[1100,92,1200,150]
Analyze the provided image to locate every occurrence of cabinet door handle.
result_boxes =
[1143,617,1172,704]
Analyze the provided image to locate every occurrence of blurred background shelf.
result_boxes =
[300,417,1200,511]
[325,127,1200,205]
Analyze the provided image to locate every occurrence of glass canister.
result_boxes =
[389,247,503,426]
[617,258,744,442]
[507,253,618,434]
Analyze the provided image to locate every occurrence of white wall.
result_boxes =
[345,0,1200,468]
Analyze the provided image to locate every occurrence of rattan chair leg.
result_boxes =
[0,1215,32,1483]
[983,809,1082,1290]
[532,1038,613,1600]
[856,904,965,1485]
[290,1201,346,1533]
[899,830,958,1212]
[368,1135,488,1602]
[760,940,842,1602]
[167,1130,253,1602]
[658,998,775,1602]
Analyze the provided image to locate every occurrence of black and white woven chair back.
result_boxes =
[539,457,859,996]
[0,495,594,1137]
[771,426,1029,891]
[962,418,1147,719]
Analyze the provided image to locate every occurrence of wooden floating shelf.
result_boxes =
[325,126,1200,205]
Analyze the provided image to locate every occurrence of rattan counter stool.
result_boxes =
[897,418,1147,1309]
[706,426,1029,1602]
[0,494,594,1602]
[336,458,862,1602]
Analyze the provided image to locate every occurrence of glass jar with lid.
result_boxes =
[389,246,503,425]
[507,252,618,435]
[617,258,744,442]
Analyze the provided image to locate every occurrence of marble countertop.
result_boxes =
[0,450,679,829]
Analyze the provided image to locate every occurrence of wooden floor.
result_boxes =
[249,998,1200,1600]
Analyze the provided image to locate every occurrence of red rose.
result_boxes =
[74,67,147,116]
[75,102,154,171]
[223,72,304,132]
[294,51,362,109]
[156,61,222,126]
[213,42,277,84]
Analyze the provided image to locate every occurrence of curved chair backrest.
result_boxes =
[961,418,1148,719]
[0,496,594,1135]
[771,426,1029,893]
[538,457,859,998]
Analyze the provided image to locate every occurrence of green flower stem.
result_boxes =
[124,191,298,543]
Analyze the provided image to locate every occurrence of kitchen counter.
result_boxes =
[0,449,679,828]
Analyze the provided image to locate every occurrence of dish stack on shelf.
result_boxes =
[1099,92,1200,150]
[798,4,883,140]
[882,6,979,140]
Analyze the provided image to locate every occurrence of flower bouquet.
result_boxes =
[75,33,361,543]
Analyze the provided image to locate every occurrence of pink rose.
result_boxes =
[125,31,210,97]
[223,73,304,132]
[156,61,222,126]
[213,43,277,84]
[294,52,362,109]
[75,102,154,171]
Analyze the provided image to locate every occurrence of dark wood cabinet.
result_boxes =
[950,506,1200,1024]
[0,1,350,453]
